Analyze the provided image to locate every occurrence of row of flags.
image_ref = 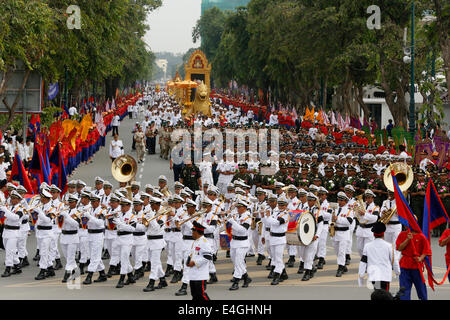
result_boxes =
[391,169,450,290]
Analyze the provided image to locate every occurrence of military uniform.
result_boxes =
[180,164,201,193]
[134,130,146,162]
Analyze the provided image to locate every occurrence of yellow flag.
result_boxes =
[80,114,93,141]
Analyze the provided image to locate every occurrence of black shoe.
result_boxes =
[1,267,11,278]
[79,263,85,275]
[302,270,312,281]
[33,250,40,261]
[156,277,168,289]
[21,256,30,267]
[116,275,126,288]
[164,264,173,277]
[286,255,295,268]
[267,266,275,279]
[256,254,266,265]
[336,265,344,277]
[35,269,47,280]
[94,270,108,283]
[175,283,188,296]
[54,258,63,270]
[297,262,305,274]
[113,264,121,275]
[83,272,93,285]
[143,279,156,292]
[226,251,230,258]
[46,266,55,277]
[343,265,348,273]
[345,254,351,266]
[280,268,289,281]
[213,254,217,262]
[207,273,218,284]
[265,259,272,270]
[144,262,151,272]
[229,278,240,290]
[271,272,281,285]
[170,270,181,284]
[62,271,71,283]
[242,273,252,288]
[246,253,255,258]
[11,264,22,275]
[101,250,110,260]
[107,265,116,278]
[317,257,325,269]
[125,272,136,285]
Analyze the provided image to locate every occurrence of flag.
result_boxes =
[29,144,50,186]
[9,153,34,194]
[422,179,450,287]
[49,144,68,194]
[48,83,59,100]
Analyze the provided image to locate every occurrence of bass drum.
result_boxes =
[286,211,316,246]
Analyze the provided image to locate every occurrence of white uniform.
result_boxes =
[202,210,219,275]
[35,202,54,270]
[50,199,64,264]
[185,236,213,281]
[380,199,401,245]
[132,209,147,272]
[229,211,251,280]
[59,207,81,272]
[146,209,167,280]
[252,201,267,256]
[331,203,354,267]
[77,203,91,265]
[17,199,30,260]
[85,206,106,273]
[1,205,22,267]
[345,198,356,257]
[303,205,324,270]
[109,139,124,159]
[316,199,332,260]
[262,208,289,274]
[355,202,379,257]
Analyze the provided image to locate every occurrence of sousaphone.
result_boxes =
[112,154,138,199]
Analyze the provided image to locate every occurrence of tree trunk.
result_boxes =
[355,85,370,120]
[434,0,450,95]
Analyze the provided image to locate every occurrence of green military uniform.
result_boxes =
[232,169,253,187]
[180,164,201,192]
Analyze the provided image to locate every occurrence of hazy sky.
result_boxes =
[144,0,202,54]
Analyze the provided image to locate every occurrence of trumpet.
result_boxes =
[146,206,173,223]
[178,209,207,226]
[328,202,338,237]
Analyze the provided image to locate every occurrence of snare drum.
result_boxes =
[219,232,230,251]
[286,210,316,246]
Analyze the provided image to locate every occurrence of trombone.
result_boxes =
[178,209,207,226]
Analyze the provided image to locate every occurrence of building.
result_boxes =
[201,0,250,15]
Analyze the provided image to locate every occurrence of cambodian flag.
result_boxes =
[10,153,34,194]
[49,144,68,194]
[29,144,50,186]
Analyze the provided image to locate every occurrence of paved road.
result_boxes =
[1,114,449,300]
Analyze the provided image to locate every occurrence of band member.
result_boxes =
[185,221,213,301]
[294,188,308,272]
[143,196,167,292]
[82,193,107,284]
[175,199,198,296]
[262,193,278,273]
[331,192,354,277]
[16,186,30,268]
[253,188,267,265]
[302,192,323,281]
[381,191,401,245]
[316,187,331,269]
[358,222,400,291]
[105,194,121,277]
[114,198,137,288]
[1,191,24,277]
[228,199,252,290]
[355,190,379,257]
[343,185,356,266]
[201,196,219,283]
[262,194,290,285]
[60,194,81,283]
[77,191,92,275]
[167,195,185,284]
[50,185,63,270]
[131,198,147,280]
[396,227,432,300]
[34,189,55,280]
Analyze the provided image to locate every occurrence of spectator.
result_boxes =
[386,119,393,137]
[111,112,120,136]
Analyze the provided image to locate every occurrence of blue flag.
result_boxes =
[48,83,59,100]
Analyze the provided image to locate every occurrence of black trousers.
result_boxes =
[173,164,183,182]
[190,280,210,301]
[112,126,119,136]
[372,281,390,291]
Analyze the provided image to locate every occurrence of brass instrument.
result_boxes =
[380,162,414,224]
[178,209,207,226]
[328,202,338,237]
[352,194,366,223]
[160,186,172,198]
[146,206,173,223]
[111,154,138,200]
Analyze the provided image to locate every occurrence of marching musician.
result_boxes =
[208,185,224,263]
[131,198,147,281]
[380,191,401,245]
[167,195,184,284]
[114,198,137,288]
[302,192,324,281]
[16,185,30,268]
[105,193,121,278]
[355,190,379,258]
[358,222,400,292]
[34,189,55,280]
[262,194,289,285]
[62,180,77,204]
[139,192,152,272]
[143,196,167,292]
[228,199,252,290]
[294,188,308,273]
[316,187,331,269]
[101,180,113,260]
[175,199,198,296]
[263,192,278,275]
[93,177,105,198]
[199,197,219,284]
[253,187,267,265]
[60,194,81,283]
[82,193,107,285]
[331,192,354,277]
[1,191,24,277]
[185,221,213,301]
[50,185,63,271]
[77,191,92,275]
[286,185,300,269]
[343,185,356,267]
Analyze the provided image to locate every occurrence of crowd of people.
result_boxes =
[0,85,449,301]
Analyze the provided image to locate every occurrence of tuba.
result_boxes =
[112,154,137,200]
[380,162,414,224]
[352,194,366,223]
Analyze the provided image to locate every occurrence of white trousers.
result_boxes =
[17,231,28,259]
[3,237,19,267]
[304,240,319,270]
[357,236,374,258]
[87,239,105,272]
[270,243,286,274]
[60,243,78,272]
[131,242,147,270]
[119,243,133,275]
[79,236,90,263]
[231,247,248,279]
[105,238,121,266]
[316,227,329,258]
[49,233,61,261]
[332,239,347,266]
[148,248,164,280]
[37,237,52,269]
[345,222,356,255]
[167,239,184,272]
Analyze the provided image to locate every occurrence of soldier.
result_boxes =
[105,193,121,278]
[179,159,202,193]
[316,187,332,269]
[49,185,63,271]
[199,197,219,283]
[253,187,268,265]
[134,125,146,163]
[77,191,91,275]
[15,186,30,268]
[380,191,401,245]
[131,198,147,281]
[354,190,379,258]
[232,163,253,187]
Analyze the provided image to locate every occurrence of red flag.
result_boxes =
[10,153,34,194]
